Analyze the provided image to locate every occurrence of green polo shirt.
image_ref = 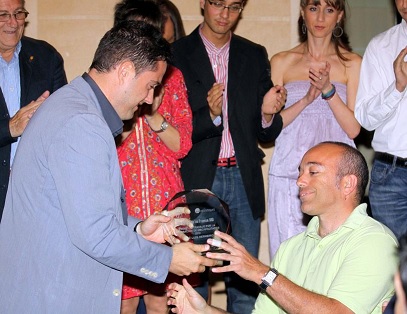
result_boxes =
[254,204,398,314]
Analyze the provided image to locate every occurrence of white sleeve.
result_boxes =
[355,40,406,131]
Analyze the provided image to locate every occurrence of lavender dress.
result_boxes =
[267,80,354,258]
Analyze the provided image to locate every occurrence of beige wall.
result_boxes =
[23,0,397,269]
[24,0,300,85]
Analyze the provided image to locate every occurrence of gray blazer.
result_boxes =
[0,77,172,313]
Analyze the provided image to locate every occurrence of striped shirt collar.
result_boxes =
[199,23,232,54]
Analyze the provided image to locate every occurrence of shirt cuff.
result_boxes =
[389,81,407,99]
[262,112,274,128]
[213,116,222,126]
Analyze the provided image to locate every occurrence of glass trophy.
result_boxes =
[163,189,231,252]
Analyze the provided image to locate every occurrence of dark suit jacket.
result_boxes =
[172,27,283,219]
[0,36,67,219]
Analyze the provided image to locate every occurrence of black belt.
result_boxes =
[375,152,407,168]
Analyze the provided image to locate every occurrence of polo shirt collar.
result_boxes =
[305,203,369,240]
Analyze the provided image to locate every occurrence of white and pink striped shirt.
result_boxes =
[199,26,234,159]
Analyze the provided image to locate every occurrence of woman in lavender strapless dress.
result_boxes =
[268,0,362,258]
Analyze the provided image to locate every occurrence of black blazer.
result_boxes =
[172,27,283,219]
[0,36,67,219]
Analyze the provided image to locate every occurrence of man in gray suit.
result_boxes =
[0,20,216,313]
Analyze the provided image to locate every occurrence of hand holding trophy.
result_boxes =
[161,207,194,245]
[137,206,192,244]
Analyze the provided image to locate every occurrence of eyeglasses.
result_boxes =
[0,10,29,22]
[207,0,243,14]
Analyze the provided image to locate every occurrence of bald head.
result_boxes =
[309,142,369,203]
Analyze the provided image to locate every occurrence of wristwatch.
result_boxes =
[259,267,279,291]
[152,118,169,133]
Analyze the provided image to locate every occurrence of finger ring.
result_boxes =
[211,238,222,248]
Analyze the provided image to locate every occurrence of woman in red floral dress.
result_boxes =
[117,64,193,314]
[114,1,194,312]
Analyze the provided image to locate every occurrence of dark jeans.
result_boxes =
[211,166,261,314]
[369,158,407,239]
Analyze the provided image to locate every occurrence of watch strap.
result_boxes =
[134,221,142,233]
[150,118,168,133]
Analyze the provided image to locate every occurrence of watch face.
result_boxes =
[263,270,277,284]
[162,121,169,131]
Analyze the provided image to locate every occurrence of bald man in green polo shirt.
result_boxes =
[167,142,398,314]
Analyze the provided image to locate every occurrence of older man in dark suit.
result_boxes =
[0,0,67,220]
[171,1,286,312]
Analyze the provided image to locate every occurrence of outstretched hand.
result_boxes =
[170,242,218,276]
[167,279,218,314]
[206,231,269,284]
[138,207,193,244]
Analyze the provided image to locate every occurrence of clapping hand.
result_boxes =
[207,83,224,119]
[262,85,287,119]
[394,46,407,92]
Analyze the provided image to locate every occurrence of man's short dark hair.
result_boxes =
[90,20,171,76]
[321,141,369,203]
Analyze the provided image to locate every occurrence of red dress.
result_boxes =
[117,66,193,299]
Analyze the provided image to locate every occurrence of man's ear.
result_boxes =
[117,61,134,84]
[342,174,357,199]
